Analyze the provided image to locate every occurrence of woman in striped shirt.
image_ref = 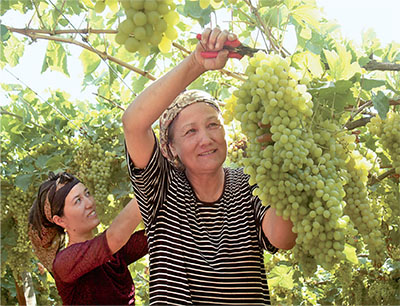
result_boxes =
[122,27,296,305]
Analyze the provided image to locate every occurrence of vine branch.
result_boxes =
[7,27,246,82]
[7,27,156,81]
[363,60,400,71]
[369,168,396,185]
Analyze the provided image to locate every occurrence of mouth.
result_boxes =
[88,210,97,218]
[199,149,217,156]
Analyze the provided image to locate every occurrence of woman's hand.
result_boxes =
[256,123,273,149]
[193,27,237,71]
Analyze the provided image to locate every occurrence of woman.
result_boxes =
[28,171,148,305]
[122,27,296,305]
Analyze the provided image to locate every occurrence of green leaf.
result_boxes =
[324,43,362,80]
[372,91,389,120]
[361,78,386,91]
[344,244,358,264]
[1,24,10,42]
[41,41,70,76]
[15,174,34,192]
[180,0,212,26]
[268,263,294,289]
[290,4,321,30]
[79,49,101,75]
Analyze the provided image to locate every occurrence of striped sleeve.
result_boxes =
[125,135,172,229]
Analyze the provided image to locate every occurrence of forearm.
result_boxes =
[106,198,142,254]
[122,54,205,132]
[262,207,297,250]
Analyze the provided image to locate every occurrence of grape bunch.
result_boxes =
[226,130,247,167]
[73,140,116,219]
[367,110,400,175]
[115,0,179,56]
[232,51,385,273]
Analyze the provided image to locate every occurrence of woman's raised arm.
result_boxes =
[106,197,143,254]
[122,28,234,168]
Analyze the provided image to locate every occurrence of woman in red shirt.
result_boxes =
[28,171,148,305]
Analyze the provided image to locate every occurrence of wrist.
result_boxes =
[186,53,207,75]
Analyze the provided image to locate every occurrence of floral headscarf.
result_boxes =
[28,172,80,272]
[159,89,222,164]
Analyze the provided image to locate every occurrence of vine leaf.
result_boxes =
[268,263,295,289]
[180,0,212,27]
[361,78,386,91]
[292,51,323,78]
[324,43,361,80]
[15,174,34,192]
[41,41,69,76]
[344,244,358,264]
[372,91,389,120]
[79,49,101,75]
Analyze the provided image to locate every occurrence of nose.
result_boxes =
[198,128,213,146]
[85,196,95,209]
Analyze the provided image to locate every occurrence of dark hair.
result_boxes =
[29,172,77,238]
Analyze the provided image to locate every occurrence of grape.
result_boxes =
[119,18,135,34]
[115,31,129,45]
[133,11,147,26]
[94,1,106,13]
[124,37,140,52]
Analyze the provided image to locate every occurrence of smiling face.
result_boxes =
[168,102,227,175]
[53,183,100,239]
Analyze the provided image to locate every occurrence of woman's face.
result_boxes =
[57,183,100,236]
[169,102,227,174]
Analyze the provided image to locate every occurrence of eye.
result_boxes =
[75,197,81,205]
[208,122,220,128]
[184,128,196,135]
[85,190,91,197]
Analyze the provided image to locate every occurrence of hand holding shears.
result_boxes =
[196,34,264,59]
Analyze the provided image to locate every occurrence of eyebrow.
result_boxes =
[73,188,89,201]
[181,115,219,130]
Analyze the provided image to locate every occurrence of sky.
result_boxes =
[1,0,399,104]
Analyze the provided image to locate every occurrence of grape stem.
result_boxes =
[94,93,126,111]
[368,168,396,185]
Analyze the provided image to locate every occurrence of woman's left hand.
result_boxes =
[194,27,237,71]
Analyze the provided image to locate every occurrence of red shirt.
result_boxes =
[53,230,148,305]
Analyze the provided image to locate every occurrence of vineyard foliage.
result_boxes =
[1,0,399,305]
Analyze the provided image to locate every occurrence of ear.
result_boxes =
[52,215,66,229]
[168,142,177,158]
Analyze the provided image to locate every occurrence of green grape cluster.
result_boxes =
[3,187,36,278]
[232,51,385,273]
[342,150,386,266]
[116,0,179,56]
[367,110,400,174]
[73,140,116,220]
[226,131,247,167]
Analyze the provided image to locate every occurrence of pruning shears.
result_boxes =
[196,33,263,59]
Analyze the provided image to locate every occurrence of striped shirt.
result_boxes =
[126,137,277,305]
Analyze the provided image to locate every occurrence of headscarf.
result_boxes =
[28,172,80,272]
[159,89,222,164]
